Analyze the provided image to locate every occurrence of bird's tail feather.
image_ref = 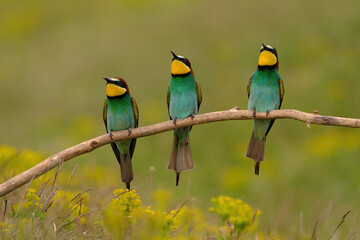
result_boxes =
[119,153,134,189]
[167,137,179,171]
[167,136,194,186]
[245,132,265,175]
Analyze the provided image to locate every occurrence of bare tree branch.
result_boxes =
[1,108,359,197]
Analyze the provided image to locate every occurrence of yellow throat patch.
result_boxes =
[171,59,191,75]
[258,51,277,66]
[106,84,127,97]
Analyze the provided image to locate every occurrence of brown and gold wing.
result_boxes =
[279,78,285,108]
[247,76,253,98]
[130,97,139,159]
[196,82,202,111]
[131,97,139,128]
[103,100,108,129]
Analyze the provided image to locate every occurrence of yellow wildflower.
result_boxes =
[0,222,14,232]
[210,195,260,235]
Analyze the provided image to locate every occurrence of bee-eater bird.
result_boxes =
[103,77,139,189]
[245,43,284,175]
[167,51,202,186]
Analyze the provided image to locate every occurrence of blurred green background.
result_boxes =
[1,0,360,237]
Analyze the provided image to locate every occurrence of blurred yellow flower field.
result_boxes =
[0,148,262,238]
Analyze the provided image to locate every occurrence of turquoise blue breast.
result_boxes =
[169,74,198,120]
[106,94,135,155]
[248,68,281,140]
[248,68,281,112]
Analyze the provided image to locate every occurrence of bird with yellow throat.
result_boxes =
[103,77,139,189]
[167,51,202,186]
[245,43,284,175]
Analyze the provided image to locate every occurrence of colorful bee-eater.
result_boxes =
[167,51,202,186]
[245,43,284,175]
[103,77,139,189]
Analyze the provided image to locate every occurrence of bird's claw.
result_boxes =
[252,109,256,118]
[266,110,270,116]
[109,131,113,140]
[173,118,177,126]
[128,127,132,136]
[190,114,195,120]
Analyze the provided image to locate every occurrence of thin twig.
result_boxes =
[65,164,78,193]
[57,211,94,233]
[3,199,7,221]
[51,161,63,192]
[0,108,359,197]
[252,209,259,225]
[38,177,51,197]
[173,199,188,218]
[329,210,351,240]
[311,220,318,240]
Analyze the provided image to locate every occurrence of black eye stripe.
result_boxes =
[182,59,191,68]
[272,49,278,57]
[110,80,126,88]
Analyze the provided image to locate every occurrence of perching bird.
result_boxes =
[245,43,284,175]
[167,51,202,186]
[103,77,139,189]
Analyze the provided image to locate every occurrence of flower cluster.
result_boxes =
[104,188,204,239]
[23,188,43,209]
[12,188,46,221]
[0,222,14,232]
[210,195,260,236]
[112,188,142,215]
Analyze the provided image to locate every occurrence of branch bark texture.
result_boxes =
[1,108,359,197]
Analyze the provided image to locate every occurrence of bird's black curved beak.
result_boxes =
[103,77,112,83]
[170,50,180,60]
[261,43,266,48]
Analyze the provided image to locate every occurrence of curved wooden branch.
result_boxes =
[1,108,359,197]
